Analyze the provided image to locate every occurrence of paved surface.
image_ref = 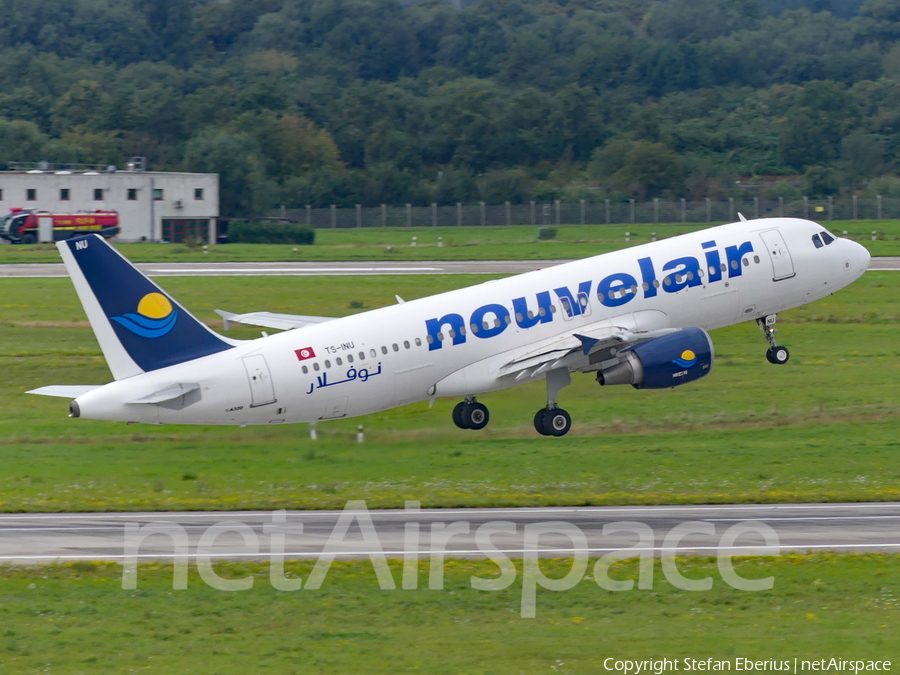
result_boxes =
[0,260,566,278]
[871,256,900,270]
[1,502,899,563]
[1,258,897,278]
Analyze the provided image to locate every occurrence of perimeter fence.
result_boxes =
[268,196,900,229]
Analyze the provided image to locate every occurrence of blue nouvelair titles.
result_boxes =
[425,239,754,351]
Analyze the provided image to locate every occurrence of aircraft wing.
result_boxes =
[498,322,678,381]
[215,309,336,332]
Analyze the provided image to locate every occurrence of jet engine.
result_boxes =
[596,327,714,390]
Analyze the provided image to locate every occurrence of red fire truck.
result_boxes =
[0,209,120,244]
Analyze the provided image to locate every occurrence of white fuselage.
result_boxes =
[73,218,870,425]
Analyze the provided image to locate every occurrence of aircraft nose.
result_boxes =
[846,238,871,275]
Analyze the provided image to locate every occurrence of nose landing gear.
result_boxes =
[452,396,490,430]
[758,314,790,365]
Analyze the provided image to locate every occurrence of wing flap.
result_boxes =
[215,310,335,331]
[498,324,680,378]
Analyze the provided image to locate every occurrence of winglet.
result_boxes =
[215,309,236,331]
[573,333,599,355]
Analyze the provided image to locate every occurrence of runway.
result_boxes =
[0,260,565,278]
[1,502,899,563]
[1,257,897,278]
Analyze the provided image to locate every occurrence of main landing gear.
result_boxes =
[452,396,490,430]
[533,367,573,437]
[758,314,790,365]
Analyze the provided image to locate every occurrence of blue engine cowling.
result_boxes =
[596,327,714,390]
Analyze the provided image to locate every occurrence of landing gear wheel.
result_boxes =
[534,408,572,437]
[463,401,489,430]
[766,345,790,365]
[758,315,789,365]
[453,399,489,430]
[534,409,550,436]
[452,401,467,429]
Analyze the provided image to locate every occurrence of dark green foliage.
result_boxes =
[227,220,315,244]
[0,0,898,213]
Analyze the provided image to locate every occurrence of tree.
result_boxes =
[614,141,685,198]
[0,118,46,167]
[184,130,266,217]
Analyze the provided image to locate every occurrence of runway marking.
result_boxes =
[2,542,900,562]
[148,267,444,274]
[3,514,900,532]
[0,502,898,521]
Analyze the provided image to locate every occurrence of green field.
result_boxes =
[1,219,899,262]
[0,271,897,512]
[0,554,897,673]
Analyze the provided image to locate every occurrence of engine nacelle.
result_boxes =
[596,327,714,390]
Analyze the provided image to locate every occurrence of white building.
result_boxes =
[0,166,219,243]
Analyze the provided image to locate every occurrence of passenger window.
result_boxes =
[381,346,388,354]
[812,234,824,248]
[415,338,421,346]
[370,349,376,358]
[754,255,760,263]
[313,362,320,372]
[743,258,749,267]
[403,340,410,349]
[336,357,342,366]
[302,365,308,374]
[392,343,399,352]
[821,231,835,245]
[359,351,365,360]
[324,360,331,368]
[347,354,353,363]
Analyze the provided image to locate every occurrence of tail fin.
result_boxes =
[59,234,236,380]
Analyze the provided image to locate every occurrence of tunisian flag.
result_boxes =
[295,347,316,361]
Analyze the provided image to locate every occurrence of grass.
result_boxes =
[0,554,897,673]
[1,219,899,263]
[0,272,897,511]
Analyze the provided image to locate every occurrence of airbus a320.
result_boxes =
[29,218,870,437]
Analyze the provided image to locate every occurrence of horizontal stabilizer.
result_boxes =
[126,383,200,404]
[26,385,101,399]
[215,309,335,332]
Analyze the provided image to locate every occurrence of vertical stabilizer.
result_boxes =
[58,235,236,380]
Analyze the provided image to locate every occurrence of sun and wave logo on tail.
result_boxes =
[671,349,697,368]
[110,292,178,338]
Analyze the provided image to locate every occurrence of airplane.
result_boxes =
[28,217,870,437]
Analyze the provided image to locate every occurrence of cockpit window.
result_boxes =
[821,231,835,245]
[812,233,824,248]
